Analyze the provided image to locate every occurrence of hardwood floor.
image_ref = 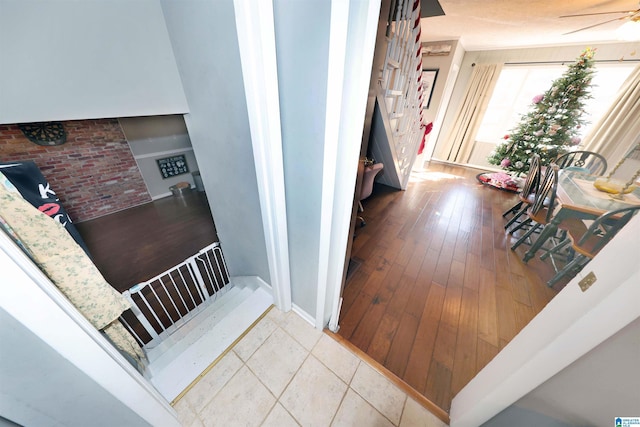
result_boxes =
[76,191,218,293]
[339,161,563,413]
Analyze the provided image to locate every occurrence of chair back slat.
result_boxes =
[521,154,541,198]
[529,164,559,223]
[555,150,607,175]
[576,205,640,255]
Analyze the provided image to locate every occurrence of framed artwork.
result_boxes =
[157,154,189,179]
[422,69,439,109]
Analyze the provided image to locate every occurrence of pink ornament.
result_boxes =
[571,136,581,145]
[532,94,544,104]
[500,158,511,168]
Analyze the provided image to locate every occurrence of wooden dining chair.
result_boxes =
[545,205,640,287]
[510,164,559,251]
[555,150,607,175]
[503,154,541,230]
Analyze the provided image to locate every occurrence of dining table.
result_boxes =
[522,170,640,263]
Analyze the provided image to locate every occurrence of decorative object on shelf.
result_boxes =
[421,69,438,109]
[363,157,376,167]
[422,43,451,56]
[18,122,67,146]
[488,48,596,176]
[169,181,192,197]
[593,142,640,198]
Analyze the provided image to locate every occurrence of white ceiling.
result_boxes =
[420,0,640,50]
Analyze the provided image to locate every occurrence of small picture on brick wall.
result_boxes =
[157,154,189,179]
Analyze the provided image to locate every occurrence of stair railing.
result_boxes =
[119,242,230,348]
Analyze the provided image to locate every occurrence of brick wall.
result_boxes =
[0,119,152,222]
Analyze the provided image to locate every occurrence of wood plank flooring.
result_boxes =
[339,161,562,413]
[76,191,218,293]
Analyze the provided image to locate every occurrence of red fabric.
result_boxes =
[418,122,433,155]
[477,172,519,192]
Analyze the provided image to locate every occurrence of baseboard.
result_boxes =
[291,303,316,328]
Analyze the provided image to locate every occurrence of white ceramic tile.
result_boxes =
[261,402,300,427]
[350,363,407,425]
[265,306,288,326]
[172,397,197,427]
[200,366,275,427]
[183,350,243,413]
[187,416,205,427]
[281,356,348,427]
[281,310,322,351]
[233,316,278,361]
[312,334,360,384]
[247,327,308,396]
[399,398,449,427]
[332,389,394,427]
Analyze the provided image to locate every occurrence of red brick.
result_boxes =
[0,118,151,221]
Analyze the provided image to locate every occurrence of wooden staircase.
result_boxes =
[370,0,426,190]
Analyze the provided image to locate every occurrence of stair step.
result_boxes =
[387,58,400,68]
[145,285,249,367]
[385,89,403,97]
[146,278,273,402]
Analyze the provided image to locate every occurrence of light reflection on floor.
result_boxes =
[409,169,465,183]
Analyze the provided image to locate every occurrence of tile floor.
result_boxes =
[172,307,449,427]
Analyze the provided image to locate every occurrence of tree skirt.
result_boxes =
[476,172,520,193]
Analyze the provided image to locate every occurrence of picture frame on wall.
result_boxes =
[157,154,189,179]
[422,69,438,109]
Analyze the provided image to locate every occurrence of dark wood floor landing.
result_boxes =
[76,191,218,293]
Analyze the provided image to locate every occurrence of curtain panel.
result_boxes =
[582,65,640,170]
[436,63,503,163]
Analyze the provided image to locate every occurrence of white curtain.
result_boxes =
[436,63,503,163]
[582,65,640,171]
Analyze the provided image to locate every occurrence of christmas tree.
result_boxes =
[488,47,596,176]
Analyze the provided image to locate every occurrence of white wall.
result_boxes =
[0,309,153,427]
[0,0,188,124]
[509,317,640,426]
[420,40,466,162]
[0,233,179,427]
[160,0,271,283]
[273,0,332,316]
[481,406,572,427]
[432,41,640,164]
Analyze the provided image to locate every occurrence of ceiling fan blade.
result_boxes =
[563,15,627,35]
[559,10,634,18]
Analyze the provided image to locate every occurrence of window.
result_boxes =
[476,63,636,145]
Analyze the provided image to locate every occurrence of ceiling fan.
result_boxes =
[560,3,640,35]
